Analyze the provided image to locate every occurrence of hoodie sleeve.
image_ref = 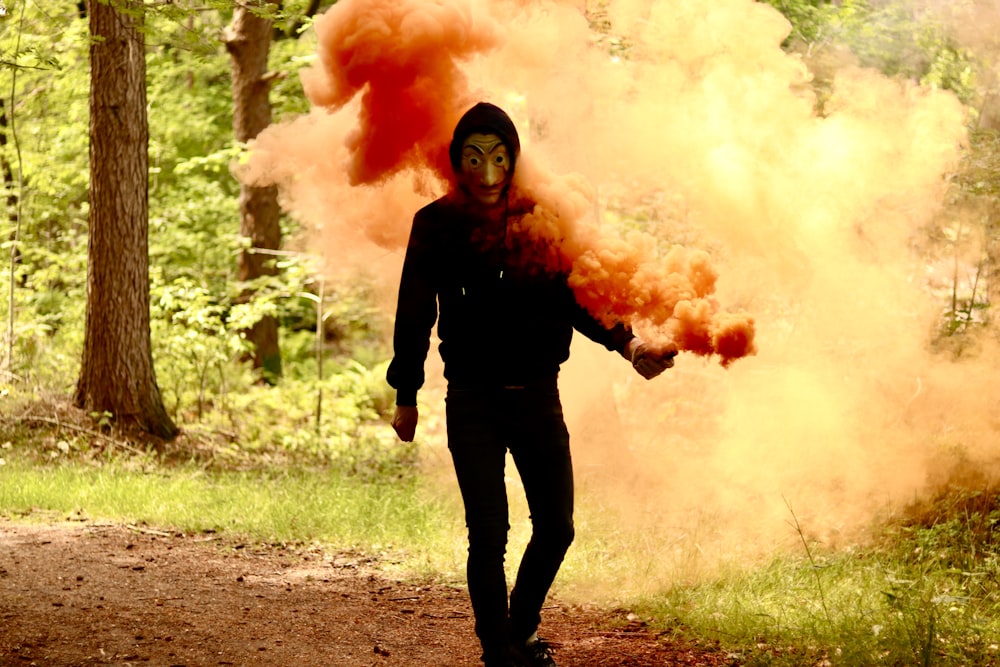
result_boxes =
[386,208,439,406]
[570,299,635,355]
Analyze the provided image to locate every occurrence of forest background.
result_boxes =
[1,1,1000,665]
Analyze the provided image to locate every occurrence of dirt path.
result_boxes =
[0,519,734,667]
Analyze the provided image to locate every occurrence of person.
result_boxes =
[386,102,676,667]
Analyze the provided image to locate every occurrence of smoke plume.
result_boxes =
[237,0,997,595]
[237,0,755,365]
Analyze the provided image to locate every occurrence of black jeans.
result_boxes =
[446,381,575,660]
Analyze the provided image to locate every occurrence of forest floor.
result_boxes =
[0,519,739,667]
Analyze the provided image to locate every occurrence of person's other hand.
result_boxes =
[629,339,678,380]
[391,405,419,442]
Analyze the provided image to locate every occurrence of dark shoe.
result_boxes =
[509,636,557,667]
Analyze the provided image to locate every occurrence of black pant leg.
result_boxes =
[446,389,511,658]
[507,387,574,642]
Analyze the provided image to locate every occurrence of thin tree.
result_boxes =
[273,0,324,41]
[225,1,283,383]
[75,0,177,440]
[3,0,30,379]
[3,94,24,378]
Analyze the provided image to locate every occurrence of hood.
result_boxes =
[448,102,521,177]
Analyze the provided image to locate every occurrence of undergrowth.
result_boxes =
[637,485,1000,667]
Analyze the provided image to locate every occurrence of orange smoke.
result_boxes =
[510,162,756,365]
[299,0,502,184]
[243,0,756,366]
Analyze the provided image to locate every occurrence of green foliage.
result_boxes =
[762,0,980,106]
[198,360,405,477]
[150,277,250,421]
[0,1,394,474]
[765,0,844,46]
[0,5,90,385]
[762,0,999,344]
[951,129,1000,210]
[269,24,319,120]
[926,128,1000,346]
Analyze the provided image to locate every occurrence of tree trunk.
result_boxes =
[985,211,1000,329]
[225,2,283,383]
[0,100,19,222]
[76,0,177,441]
[2,98,22,376]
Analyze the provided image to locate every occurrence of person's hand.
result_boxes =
[391,405,419,442]
[627,339,678,380]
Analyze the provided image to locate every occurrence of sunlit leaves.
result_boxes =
[760,0,980,105]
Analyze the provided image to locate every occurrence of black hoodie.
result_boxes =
[386,103,633,406]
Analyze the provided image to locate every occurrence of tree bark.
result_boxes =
[225,1,283,383]
[76,0,177,441]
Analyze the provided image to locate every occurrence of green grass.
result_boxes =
[0,455,468,580]
[628,494,1000,667]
